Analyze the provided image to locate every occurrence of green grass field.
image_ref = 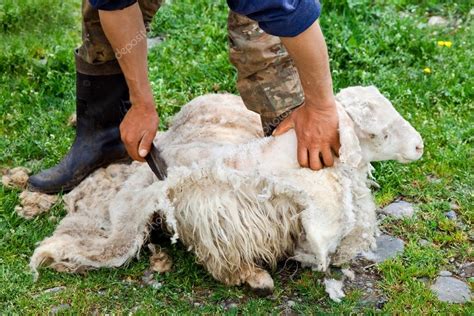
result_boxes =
[1,0,472,313]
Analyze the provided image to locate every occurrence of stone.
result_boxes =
[439,270,452,277]
[363,235,405,263]
[427,174,442,184]
[43,286,66,294]
[428,16,448,26]
[227,303,238,309]
[459,262,474,278]
[450,202,460,211]
[287,300,296,307]
[419,239,430,246]
[341,268,355,281]
[418,277,430,285]
[445,210,457,220]
[141,269,154,285]
[381,201,415,218]
[149,280,162,289]
[147,36,164,50]
[430,276,471,303]
[50,304,71,314]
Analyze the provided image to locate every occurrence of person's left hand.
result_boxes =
[273,100,340,170]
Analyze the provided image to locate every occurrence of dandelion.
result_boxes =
[423,67,431,74]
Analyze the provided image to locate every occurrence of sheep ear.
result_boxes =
[337,104,363,168]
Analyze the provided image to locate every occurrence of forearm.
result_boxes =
[98,3,153,106]
[280,21,334,109]
[97,3,158,161]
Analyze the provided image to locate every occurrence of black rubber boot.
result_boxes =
[28,72,131,194]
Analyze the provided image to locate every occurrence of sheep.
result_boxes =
[30,86,423,295]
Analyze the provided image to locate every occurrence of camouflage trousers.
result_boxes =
[77,0,304,135]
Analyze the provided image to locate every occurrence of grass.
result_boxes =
[0,0,473,313]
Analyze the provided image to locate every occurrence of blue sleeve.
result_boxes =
[227,0,321,37]
[89,0,137,11]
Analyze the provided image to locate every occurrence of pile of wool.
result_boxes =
[2,167,59,219]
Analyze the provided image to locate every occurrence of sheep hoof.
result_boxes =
[245,268,274,296]
[148,245,173,273]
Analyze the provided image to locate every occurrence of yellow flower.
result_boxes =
[423,67,431,74]
[437,40,453,47]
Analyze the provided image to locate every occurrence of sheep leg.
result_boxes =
[241,267,274,296]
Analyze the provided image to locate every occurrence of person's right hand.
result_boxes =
[120,102,159,162]
[273,99,340,170]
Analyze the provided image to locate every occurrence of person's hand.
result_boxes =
[273,100,340,170]
[120,102,159,162]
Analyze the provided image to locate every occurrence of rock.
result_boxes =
[428,16,448,26]
[341,268,355,281]
[430,276,471,303]
[426,174,442,184]
[418,277,430,285]
[419,239,430,246]
[2,167,30,189]
[287,300,296,307]
[445,210,457,220]
[227,303,238,309]
[97,289,106,296]
[323,278,345,303]
[147,36,163,50]
[149,280,162,289]
[380,201,415,218]
[43,286,66,294]
[459,262,474,278]
[130,306,140,313]
[50,304,71,314]
[221,300,238,310]
[439,270,452,277]
[141,269,154,285]
[363,235,405,263]
[450,202,460,211]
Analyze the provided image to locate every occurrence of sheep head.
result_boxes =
[336,86,424,163]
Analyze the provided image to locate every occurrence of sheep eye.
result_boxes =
[369,134,376,139]
[384,134,389,140]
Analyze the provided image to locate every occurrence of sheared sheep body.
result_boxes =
[30,87,423,293]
